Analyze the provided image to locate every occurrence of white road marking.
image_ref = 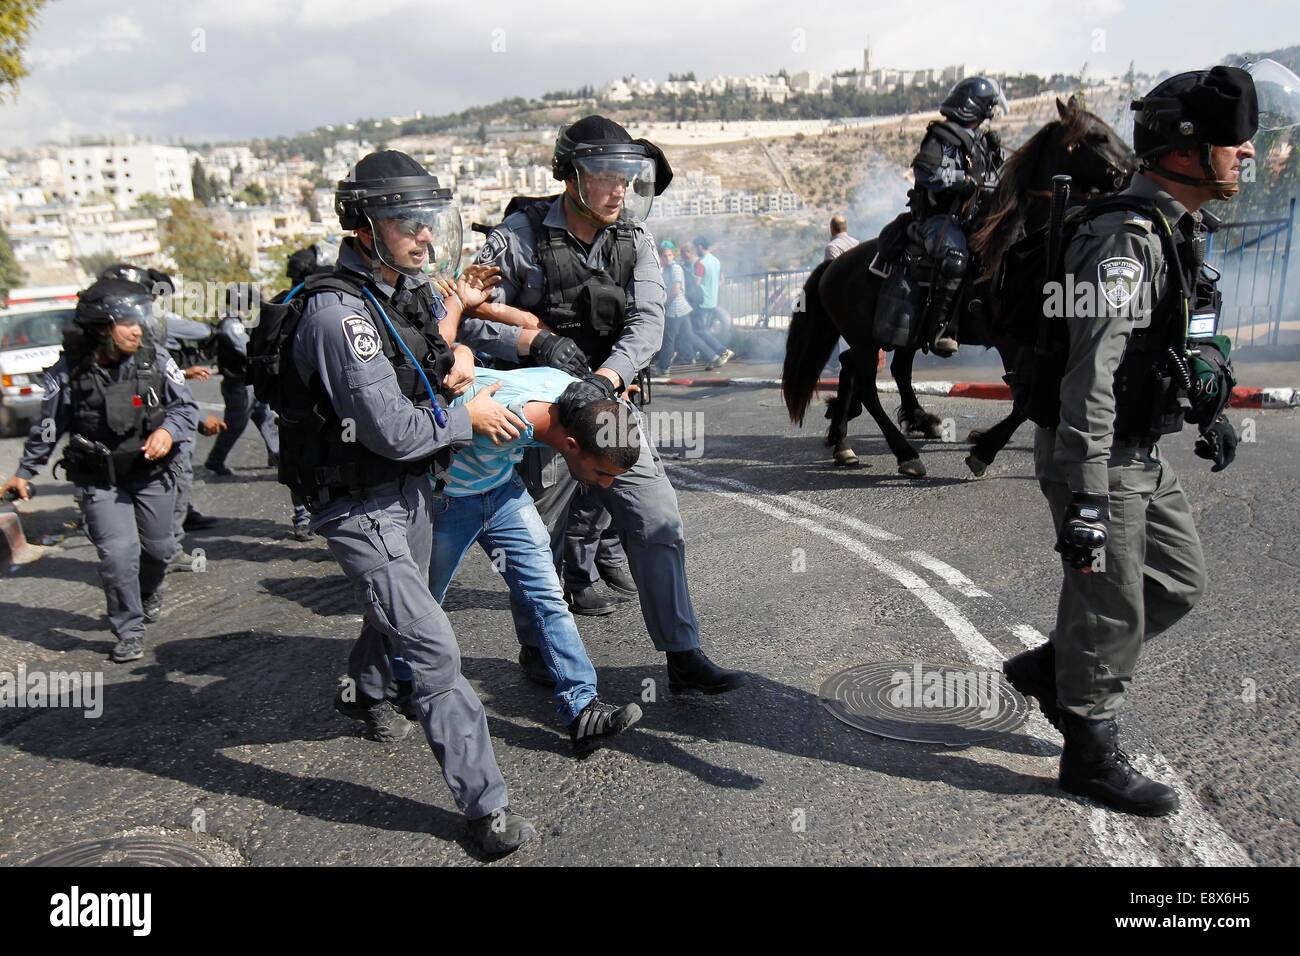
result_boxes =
[904,550,992,597]
[1008,624,1048,649]
[670,464,1251,867]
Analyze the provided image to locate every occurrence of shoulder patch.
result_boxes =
[341,314,381,363]
[41,370,61,400]
[1122,216,1153,232]
[1098,256,1145,310]
[476,230,507,264]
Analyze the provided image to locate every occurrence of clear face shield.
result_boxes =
[987,79,1010,120]
[574,154,656,223]
[364,199,463,280]
[1247,58,1300,131]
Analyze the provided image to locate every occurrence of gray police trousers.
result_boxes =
[207,380,278,467]
[170,440,194,558]
[562,488,629,591]
[1040,445,1207,720]
[517,407,699,653]
[76,472,176,641]
[314,475,509,820]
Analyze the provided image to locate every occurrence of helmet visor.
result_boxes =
[365,198,463,279]
[1248,58,1300,131]
[987,79,1010,118]
[575,155,656,222]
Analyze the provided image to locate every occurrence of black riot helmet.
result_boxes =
[286,241,340,284]
[100,263,173,301]
[335,150,462,279]
[939,76,1009,126]
[1131,66,1258,198]
[75,278,155,332]
[552,115,672,224]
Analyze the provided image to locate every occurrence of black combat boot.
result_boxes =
[518,645,556,688]
[666,649,746,694]
[568,698,643,754]
[467,807,537,856]
[1002,643,1062,732]
[597,562,637,598]
[334,690,414,743]
[1058,713,1180,817]
[564,584,617,616]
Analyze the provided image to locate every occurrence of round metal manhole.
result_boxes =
[27,836,218,867]
[819,660,1029,746]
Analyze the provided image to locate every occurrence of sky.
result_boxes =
[1,0,1296,149]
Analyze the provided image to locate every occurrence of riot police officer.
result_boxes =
[1002,66,1258,816]
[1,279,198,663]
[467,115,745,694]
[906,76,1006,355]
[204,285,281,477]
[277,149,536,854]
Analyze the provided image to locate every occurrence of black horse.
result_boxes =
[782,98,1135,477]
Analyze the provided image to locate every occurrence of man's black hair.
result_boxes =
[693,236,711,250]
[564,397,641,471]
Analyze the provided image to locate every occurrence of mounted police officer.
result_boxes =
[466,115,745,694]
[1002,65,1258,817]
[272,149,536,855]
[2,279,198,663]
[894,77,1007,356]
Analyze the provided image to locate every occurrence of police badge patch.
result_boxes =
[342,315,381,363]
[165,359,185,385]
[1098,256,1145,311]
[476,229,507,264]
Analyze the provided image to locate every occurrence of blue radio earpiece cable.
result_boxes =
[360,286,449,427]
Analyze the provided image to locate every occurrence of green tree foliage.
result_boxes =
[0,0,45,102]
[160,200,249,313]
[237,182,268,205]
[191,158,216,205]
[0,228,27,298]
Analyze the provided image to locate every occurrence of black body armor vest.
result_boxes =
[64,331,169,484]
[215,317,249,382]
[278,272,456,504]
[523,200,637,369]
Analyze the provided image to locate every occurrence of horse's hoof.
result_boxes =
[898,458,927,478]
[834,451,861,468]
[967,427,988,443]
[965,454,989,478]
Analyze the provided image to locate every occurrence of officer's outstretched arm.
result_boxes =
[601,230,666,390]
[305,309,472,462]
[11,359,72,482]
[1055,231,1153,496]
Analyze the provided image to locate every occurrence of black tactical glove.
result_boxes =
[1055,492,1109,571]
[1195,416,1238,472]
[582,371,620,400]
[530,330,590,377]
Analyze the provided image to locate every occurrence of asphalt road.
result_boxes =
[0,372,1296,866]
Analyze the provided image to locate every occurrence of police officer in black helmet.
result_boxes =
[906,76,1007,355]
[2,279,198,663]
[1001,65,1261,817]
[279,149,536,855]
[467,115,747,695]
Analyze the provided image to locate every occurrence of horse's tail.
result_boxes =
[782,260,839,425]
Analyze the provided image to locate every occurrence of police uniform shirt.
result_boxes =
[16,345,199,479]
[292,244,477,466]
[1043,172,1197,496]
[473,195,667,389]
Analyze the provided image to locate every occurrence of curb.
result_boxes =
[648,376,1300,410]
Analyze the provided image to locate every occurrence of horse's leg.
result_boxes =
[892,347,944,439]
[860,364,924,477]
[965,342,1027,476]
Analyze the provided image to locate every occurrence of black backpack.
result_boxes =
[681,261,705,308]
[992,194,1180,428]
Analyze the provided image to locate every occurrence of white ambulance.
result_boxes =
[0,286,80,436]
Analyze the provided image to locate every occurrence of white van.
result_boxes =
[0,286,80,436]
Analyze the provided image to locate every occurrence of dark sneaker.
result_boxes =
[467,807,537,856]
[142,591,163,623]
[1058,715,1180,817]
[167,549,195,573]
[597,563,638,597]
[334,693,414,742]
[183,508,220,530]
[564,584,618,617]
[291,522,313,542]
[568,698,642,754]
[267,452,280,468]
[518,645,556,688]
[110,635,144,663]
[203,461,234,478]
[667,648,746,694]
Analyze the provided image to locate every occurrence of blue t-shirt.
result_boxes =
[444,366,578,496]
[698,252,721,308]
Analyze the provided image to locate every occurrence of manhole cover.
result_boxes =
[819,660,1029,746]
[27,836,217,867]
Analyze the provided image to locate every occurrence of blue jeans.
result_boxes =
[429,474,598,724]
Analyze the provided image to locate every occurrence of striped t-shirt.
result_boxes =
[443,366,579,496]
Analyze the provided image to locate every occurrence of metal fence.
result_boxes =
[1207,198,1295,348]
[718,269,807,331]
